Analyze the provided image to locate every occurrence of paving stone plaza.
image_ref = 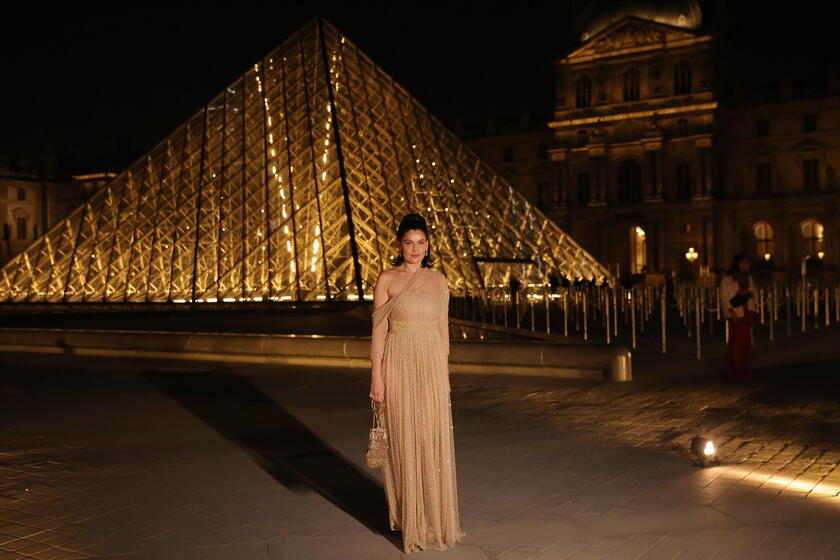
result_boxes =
[2,322,840,560]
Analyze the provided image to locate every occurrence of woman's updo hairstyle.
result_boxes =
[392,213,435,268]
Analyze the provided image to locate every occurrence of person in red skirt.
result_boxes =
[719,254,757,381]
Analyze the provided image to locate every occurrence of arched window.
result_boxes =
[753,222,774,261]
[676,163,692,199]
[618,159,642,204]
[801,219,825,258]
[16,217,27,239]
[623,68,640,102]
[630,226,647,274]
[674,61,692,95]
[577,172,590,207]
[576,76,592,108]
[537,181,552,210]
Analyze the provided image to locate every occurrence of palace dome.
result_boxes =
[576,0,702,42]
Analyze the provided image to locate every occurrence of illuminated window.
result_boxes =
[576,76,592,108]
[630,226,647,274]
[16,217,27,239]
[801,219,824,258]
[804,113,817,133]
[618,160,642,204]
[802,158,820,192]
[756,118,769,137]
[623,68,640,102]
[676,164,692,199]
[577,172,590,207]
[673,61,692,95]
[755,162,772,195]
[754,222,773,260]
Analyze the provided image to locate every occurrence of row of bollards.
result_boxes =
[450,280,840,359]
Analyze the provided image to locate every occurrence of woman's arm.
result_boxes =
[370,272,389,401]
[719,276,736,318]
[437,274,450,371]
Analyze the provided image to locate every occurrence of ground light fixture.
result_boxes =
[690,436,717,467]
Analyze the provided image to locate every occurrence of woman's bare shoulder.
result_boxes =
[374,268,397,288]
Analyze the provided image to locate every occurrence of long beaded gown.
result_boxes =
[370,267,465,553]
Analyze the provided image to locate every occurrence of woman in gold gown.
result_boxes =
[369,213,465,553]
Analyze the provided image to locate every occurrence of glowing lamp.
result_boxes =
[763,253,771,262]
[690,436,717,468]
[818,251,825,260]
[685,247,699,263]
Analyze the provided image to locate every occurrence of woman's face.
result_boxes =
[399,229,427,265]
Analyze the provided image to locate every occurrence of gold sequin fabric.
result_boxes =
[371,267,465,553]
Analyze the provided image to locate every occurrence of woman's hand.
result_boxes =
[370,375,385,403]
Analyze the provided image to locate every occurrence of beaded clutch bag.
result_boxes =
[366,400,388,468]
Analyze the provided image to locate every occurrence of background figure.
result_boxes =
[719,254,757,381]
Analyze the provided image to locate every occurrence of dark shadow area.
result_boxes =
[141,368,402,548]
[0,304,370,335]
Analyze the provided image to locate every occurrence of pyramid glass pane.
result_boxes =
[0,19,608,304]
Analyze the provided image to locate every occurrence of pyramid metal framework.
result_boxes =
[0,19,608,304]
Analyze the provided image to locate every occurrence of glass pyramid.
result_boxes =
[0,19,608,304]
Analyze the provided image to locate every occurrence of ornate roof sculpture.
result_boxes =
[576,0,702,42]
[0,19,608,304]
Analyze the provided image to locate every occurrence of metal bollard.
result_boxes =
[660,287,667,354]
[545,289,551,335]
[695,288,702,360]
[786,285,792,336]
[834,285,840,323]
[801,283,807,333]
[826,287,830,327]
[583,290,589,341]
[609,348,633,382]
[563,291,569,337]
[605,290,611,344]
[530,294,535,332]
[759,288,765,324]
[613,288,618,337]
[768,286,775,341]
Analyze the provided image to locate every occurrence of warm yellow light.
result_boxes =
[764,252,771,262]
[704,441,715,456]
[818,251,825,259]
[685,247,699,262]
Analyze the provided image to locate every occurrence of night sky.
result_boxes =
[1,1,835,176]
